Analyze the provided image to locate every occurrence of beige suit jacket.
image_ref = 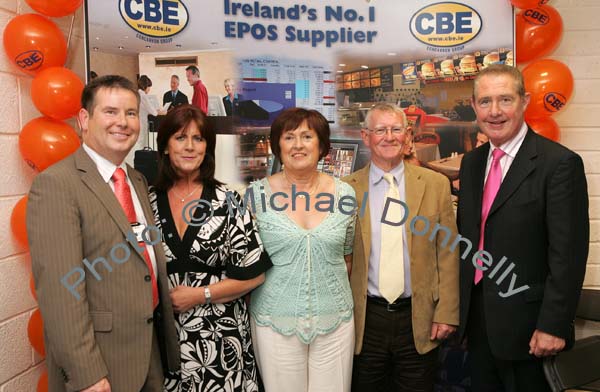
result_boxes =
[343,163,459,355]
[27,148,179,391]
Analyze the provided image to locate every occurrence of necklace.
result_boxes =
[170,183,202,202]
[282,170,320,199]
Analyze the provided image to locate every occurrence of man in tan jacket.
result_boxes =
[27,75,179,391]
[343,103,459,392]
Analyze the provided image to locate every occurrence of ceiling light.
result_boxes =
[93,47,98,51]
[95,36,100,40]
[360,65,369,69]
[387,52,397,56]
[118,46,124,50]
[339,63,346,67]
[176,44,182,48]
[337,70,343,73]
[145,45,151,48]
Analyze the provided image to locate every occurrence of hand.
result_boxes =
[170,285,201,313]
[529,329,565,357]
[158,109,167,115]
[81,378,111,392]
[430,322,456,341]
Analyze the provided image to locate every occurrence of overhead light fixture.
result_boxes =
[93,47,98,51]
[337,70,343,73]
[387,52,397,56]
[210,42,218,45]
[118,46,124,50]
[360,65,369,69]
[339,63,346,67]
[145,45,151,48]
[95,36,100,40]
[176,44,182,48]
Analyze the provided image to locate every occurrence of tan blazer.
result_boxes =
[27,148,179,391]
[343,163,459,355]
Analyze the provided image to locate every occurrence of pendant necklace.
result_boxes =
[171,184,202,202]
[282,170,320,199]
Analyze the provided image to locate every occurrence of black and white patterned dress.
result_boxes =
[150,184,271,392]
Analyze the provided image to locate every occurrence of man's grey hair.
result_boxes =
[363,103,408,129]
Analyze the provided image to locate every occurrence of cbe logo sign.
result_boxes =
[523,8,551,25]
[544,92,567,113]
[15,50,43,71]
[119,0,189,38]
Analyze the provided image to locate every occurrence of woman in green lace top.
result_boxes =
[249,108,356,392]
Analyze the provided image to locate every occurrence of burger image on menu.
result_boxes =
[505,51,514,66]
[420,62,435,78]
[483,52,500,68]
[459,55,477,74]
[441,59,456,75]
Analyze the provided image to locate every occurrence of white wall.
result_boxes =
[0,0,597,390]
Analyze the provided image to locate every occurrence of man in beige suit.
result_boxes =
[343,103,459,391]
[27,75,179,391]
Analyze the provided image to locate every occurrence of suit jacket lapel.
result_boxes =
[349,165,371,272]
[404,163,425,257]
[470,143,489,220]
[76,148,133,241]
[488,129,537,218]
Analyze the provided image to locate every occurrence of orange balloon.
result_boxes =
[523,59,573,119]
[32,67,84,120]
[2,14,67,75]
[37,371,48,392]
[30,274,37,301]
[526,115,560,141]
[26,0,82,17]
[28,309,45,357]
[19,117,80,172]
[10,196,28,249]
[511,0,549,8]
[516,5,563,64]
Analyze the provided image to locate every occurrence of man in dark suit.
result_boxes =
[458,64,589,391]
[162,74,188,110]
[27,75,179,391]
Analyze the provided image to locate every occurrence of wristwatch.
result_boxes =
[204,286,212,305]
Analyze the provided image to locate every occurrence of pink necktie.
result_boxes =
[112,168,159,307]
[475,148,505,284]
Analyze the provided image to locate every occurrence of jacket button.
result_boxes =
[147,317,154,324]
[144,275,151,282]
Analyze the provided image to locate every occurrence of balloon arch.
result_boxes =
[3,0,573,389]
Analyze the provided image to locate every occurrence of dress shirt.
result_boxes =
[83,143,157,274]
[484,122,528,183]
[368,161,412,298]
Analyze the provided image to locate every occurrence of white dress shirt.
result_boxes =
[484,122,528,183]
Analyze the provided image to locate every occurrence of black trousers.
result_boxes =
[467,284,551,392]
[352,297,438,392]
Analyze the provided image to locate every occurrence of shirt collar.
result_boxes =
[369,160,405,186]
[82,143,127,183]
[488,121,528,159]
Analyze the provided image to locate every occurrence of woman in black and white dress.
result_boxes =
[149,104,271,392]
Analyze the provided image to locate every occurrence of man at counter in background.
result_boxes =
[343,103,459,392]
[458,64,589,391]
[162,74,188,111]
[222,78,242,116]
[185,65,208,114]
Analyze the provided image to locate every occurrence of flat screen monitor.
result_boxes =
[207,95,227,116]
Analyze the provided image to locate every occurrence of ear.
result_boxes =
[522,92,531,111]
[77,108,90,134]
[360,129,371,148]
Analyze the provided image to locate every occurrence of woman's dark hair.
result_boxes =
[138,75,152,91]
[154,104,222,191]
[269,107,331,160]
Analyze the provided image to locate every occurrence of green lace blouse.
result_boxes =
[249,177,356,344]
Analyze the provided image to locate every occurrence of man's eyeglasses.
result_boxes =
[367,127,406,136]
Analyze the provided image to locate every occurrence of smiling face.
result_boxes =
[279,121,321,173]
[362,109,407,170]
[185,70,197,86]
[472,73,530,146]
[170,76,179,92]
[79,87,140,165]
[166,120,207,178]
[224,81,234,96]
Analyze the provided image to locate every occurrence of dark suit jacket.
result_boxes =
[457,129,589,360]
[223,94,242,116]
[27,148,180,391]
[163,90,188,110]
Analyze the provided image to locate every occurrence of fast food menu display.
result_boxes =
[412,48,512,84]
[337,66,390,91]
[401,62,417,84]
[317,142,359,178]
